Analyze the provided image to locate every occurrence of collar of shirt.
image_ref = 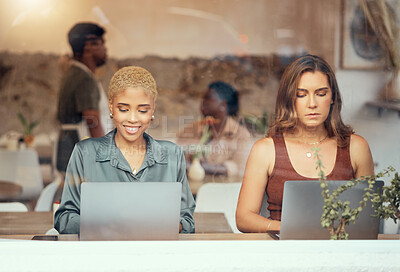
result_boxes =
[70,59,93,76]
[94,129,168,169]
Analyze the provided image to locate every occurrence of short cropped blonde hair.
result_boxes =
[108,66,157,101]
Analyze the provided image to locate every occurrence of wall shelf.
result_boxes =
[365,101,400,118]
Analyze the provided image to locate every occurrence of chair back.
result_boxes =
[0,149,43,200]
[195,182,242,233]
[34,175,62,212]
[195,182,270,233]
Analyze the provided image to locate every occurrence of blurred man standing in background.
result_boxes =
[56,22,108,174]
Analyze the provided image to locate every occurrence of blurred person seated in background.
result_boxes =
[177,81,253,177]
[55,66,195,234]
[236,54,374,233]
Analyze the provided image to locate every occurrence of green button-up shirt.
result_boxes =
[54,130,196,234]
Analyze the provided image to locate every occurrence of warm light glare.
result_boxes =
[239,34,248,44]
[11,0,54,27]
[15,0,51,10]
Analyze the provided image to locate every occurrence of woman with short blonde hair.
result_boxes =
[55,66,195,234]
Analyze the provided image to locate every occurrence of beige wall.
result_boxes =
[0,0,337,63]
[0,0,339,138]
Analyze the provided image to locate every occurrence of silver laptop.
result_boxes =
[80,182,182,241]
[279,180,383,240]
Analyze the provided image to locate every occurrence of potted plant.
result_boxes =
[313,147,399,239]
[17,112,39,147]
[371,169,400,224]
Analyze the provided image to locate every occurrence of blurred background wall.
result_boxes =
[0,0,335,59]
[0,0,336,137]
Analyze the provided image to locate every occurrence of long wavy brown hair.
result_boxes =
[267,54,353,146]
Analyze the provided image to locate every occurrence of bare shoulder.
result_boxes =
[349,134,374,177]
[253,137,274,150]
[350,134,370,151]
[250,137,275,156]
[243,138,275,184]
[246,137,275,174]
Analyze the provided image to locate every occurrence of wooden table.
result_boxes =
[189,175,242,195]
[194,212,232,233]
[0,211,231,235]
[179,233,274,240]
[0,234,78,241]
[2,211,398,241]
[0,211,53,234]
[378,234,400,240]
[1,233,398,241]
[0,180,22,200]
[0,233,275,241]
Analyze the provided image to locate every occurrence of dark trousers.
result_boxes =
[56,130,80,173]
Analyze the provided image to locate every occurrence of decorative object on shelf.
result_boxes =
[187,116,219,181]
[17,112,39,147]
[359,0,400,101]
[313,147,399,240]
[380,71,400,102]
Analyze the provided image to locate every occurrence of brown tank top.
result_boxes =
[266,134,355,221]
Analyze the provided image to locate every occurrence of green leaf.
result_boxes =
[17,112,28,127]
[17,112,39,135]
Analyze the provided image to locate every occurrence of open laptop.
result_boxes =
[80,182,182,241]
[277,180,383,240]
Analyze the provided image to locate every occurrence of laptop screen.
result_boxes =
[80,182,182,241]
[279,180,383,240]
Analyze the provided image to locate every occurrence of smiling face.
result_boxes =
[295,71,333,130]
[109,87,155,146]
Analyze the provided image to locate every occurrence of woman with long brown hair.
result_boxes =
[236,54,374,232]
